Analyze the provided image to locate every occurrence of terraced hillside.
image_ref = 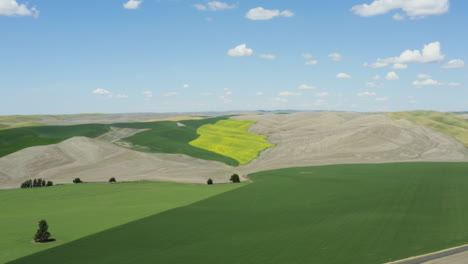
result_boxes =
[8,162,468,264]
[388,111,468,147]
[189,119,274,164]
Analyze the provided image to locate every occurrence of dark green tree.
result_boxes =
[73,178,83,184]
[34,220,52,243]
[109,177,116,183]
[230,174,240,183]
[207,178,213,185]
[46,181,53,187]
[33,179,38,187]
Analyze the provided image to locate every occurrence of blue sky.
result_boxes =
[1,0,467,114]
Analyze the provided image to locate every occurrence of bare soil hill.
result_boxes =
[234,112,468,174]
[0,137,236,190]
[2,112,468,189]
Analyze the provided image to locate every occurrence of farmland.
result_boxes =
[8,162,468,264]
[0,124,111,158]
[113,117,239,166]
[0,117,240,165]
[388,111,468,147]
[0,181,245,264]
[189,119,274,164]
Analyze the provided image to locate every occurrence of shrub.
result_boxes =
[207,178,213,185]
[46,181,53,187]
[109,177,116,183]
[73,178,83,184]
[230,174,240,183]
[34,220,52,243]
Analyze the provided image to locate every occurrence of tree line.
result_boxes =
[21,178,53,189]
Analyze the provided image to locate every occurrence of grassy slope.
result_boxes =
[189,119,274,164]
[388,111,468,147]
[9,162,468,264]
[113,117,239,166]
[0,124,111,158]
[0,181,245,264]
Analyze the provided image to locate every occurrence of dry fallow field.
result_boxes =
[1,112,468,189]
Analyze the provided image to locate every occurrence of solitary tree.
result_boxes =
[207,178,213,185]
[73,178,83,184]
[230,174,240,183]
[109,177,116,183]
[34,220,52,243]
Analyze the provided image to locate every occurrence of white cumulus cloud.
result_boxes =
[351,0,449,19]
[227,44,254,57]
[442,59,465,69]
[0,0,39,17]
[301,53,313,59]
[123,0,143,10]
[183,84,190,88]
[298,84,316,90]
[328,53,343,62]
[336,73,352,79]
[194,1,236,11]
[305,60,318,66]
[245,7,294,20]
[412,78,461,87]
[142,91,153,98]
[385,72,400,80]
[92,88,111,95]
[364,41,445,68]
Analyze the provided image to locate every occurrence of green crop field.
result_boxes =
[0,117,240,165]
[113,117,240,166]
[0,181,245,264]
[189,119,274,164]
[0,124,112,158]
[388,111,468,147]
[8,162,468,264]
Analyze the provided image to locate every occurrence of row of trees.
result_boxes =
[21,177,117,188]
[21,178,53,189]
[207,174,241,185]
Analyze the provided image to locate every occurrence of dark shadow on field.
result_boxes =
[7,162,468,264]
